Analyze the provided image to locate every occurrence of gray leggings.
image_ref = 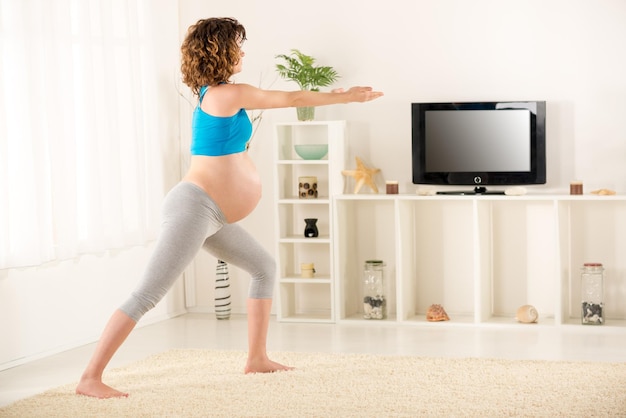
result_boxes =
[119,182,275,322]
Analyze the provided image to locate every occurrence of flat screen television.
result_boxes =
[411,101,546,195]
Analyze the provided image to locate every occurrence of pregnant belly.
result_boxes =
[183,154,262,223]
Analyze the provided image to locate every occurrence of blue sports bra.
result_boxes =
[190,86,252,156]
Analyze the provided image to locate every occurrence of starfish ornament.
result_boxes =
[341,157,381,194]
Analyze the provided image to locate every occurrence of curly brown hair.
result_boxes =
[180,18,247,96]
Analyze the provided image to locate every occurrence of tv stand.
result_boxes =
[436,186,505,195]
[333,193,626,328]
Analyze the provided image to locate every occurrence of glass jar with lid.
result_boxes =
[363,260,385,319]
[581,262,604,325]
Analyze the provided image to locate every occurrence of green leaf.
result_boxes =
[275,48,339,91]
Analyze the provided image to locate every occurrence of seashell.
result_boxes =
[590,188,616,195]
[516,304,538,323]
[426,304,450,322]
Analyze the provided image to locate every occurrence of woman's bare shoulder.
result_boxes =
[201,83,255,116]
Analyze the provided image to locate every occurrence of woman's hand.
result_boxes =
[337,86,384,103]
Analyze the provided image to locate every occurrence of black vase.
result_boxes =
[304,218,319,238]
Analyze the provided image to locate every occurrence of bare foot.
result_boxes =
[75,379,129,399]
[244,356,294,374]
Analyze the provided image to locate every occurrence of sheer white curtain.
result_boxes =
[0,0,176,269]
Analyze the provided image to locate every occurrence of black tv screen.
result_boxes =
[411,101,546,194]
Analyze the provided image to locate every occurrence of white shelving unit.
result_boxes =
[273,121,346,322]
[333,194,626,330]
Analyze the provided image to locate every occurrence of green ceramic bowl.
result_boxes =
[294,144,328,160]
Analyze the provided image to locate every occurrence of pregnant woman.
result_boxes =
[76,17,383,398]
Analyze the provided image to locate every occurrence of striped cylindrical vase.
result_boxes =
[215,260,231,320]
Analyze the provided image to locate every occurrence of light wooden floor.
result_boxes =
[2,313,626,407]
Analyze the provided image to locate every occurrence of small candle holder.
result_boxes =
[386,180,399,194]
[300,263,315,278]
[298,176,318,199]
[570,181,583,195]
[304,218,319,238]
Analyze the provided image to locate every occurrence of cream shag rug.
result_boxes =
[1,349,625,418]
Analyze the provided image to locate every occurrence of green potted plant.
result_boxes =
[275,49,340,121]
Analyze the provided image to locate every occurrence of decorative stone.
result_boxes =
[515,304,538,324]
[363,295,385,319]
[426,304,450,322]
[582,302,603,325]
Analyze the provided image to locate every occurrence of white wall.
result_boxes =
[0,1,182,369]
[2,0,624,367]
[180,0,626,310]
[0,246,187,369]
